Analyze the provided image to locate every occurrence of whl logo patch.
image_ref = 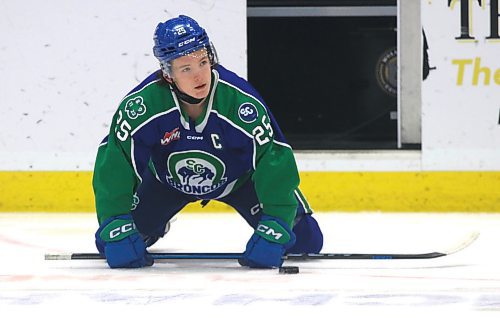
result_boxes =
[166,151,227,195]
[125,96,147,119]
[161,127,181,145]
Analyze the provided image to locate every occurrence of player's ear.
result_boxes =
[163,74,173,84]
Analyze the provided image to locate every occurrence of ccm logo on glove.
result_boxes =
[99,219,137,241]
[255,219,291,244]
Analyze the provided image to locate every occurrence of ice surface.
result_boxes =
[1,212,499,317]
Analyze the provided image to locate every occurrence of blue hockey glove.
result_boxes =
[240,215,296,268]
[95,215,153,268]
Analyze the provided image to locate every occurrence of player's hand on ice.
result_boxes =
[95,215,153,268]
[240,215,296,268]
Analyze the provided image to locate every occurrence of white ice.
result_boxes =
[1,212,499,317]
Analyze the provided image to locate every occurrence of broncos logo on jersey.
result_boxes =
[165,151,227,195]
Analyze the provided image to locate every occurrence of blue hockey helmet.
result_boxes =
[153,15,218,76]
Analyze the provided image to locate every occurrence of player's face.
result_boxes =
[170,49,212,100]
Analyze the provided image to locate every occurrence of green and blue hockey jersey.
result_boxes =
[93,65,301,227]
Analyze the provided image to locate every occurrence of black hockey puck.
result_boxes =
[279,266,299,274]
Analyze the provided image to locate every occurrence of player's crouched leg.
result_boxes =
[140,221,171,247]
[287,214,323,254]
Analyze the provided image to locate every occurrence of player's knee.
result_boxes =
[287,214,323,254]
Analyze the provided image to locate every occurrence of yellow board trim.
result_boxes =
[0,171,499,212]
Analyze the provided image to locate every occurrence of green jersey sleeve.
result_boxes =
[237,102,300,228]
[253,140,300,228]
[92,94,157,224]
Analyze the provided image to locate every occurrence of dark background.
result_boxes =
[247,1,397,149]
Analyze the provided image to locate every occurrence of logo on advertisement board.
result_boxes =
[375,47,397,96]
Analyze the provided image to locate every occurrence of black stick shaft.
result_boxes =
[64,251,446,260]
[44,232,478,261]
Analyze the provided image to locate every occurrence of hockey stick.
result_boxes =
[45,231,479,261]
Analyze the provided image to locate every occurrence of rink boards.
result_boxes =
[1,170,499,213]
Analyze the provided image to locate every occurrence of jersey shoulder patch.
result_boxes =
[237,102,259,123]
[124,96,147,120]
[112,79,176,142]
[117,81,175,127]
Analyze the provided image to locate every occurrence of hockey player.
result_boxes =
[93,15,323,269]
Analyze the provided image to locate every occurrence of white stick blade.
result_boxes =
[442,231,480,255]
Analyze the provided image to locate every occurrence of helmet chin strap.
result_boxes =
[170,81,205,105]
